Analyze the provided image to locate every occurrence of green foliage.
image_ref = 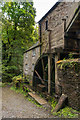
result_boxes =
[0,81,13,87]
[23,85,30,92]
[10,84,27,97]
[49,97,79,118]
[57,53,79,72]
[2,65,19,82]
[24,75,31,82]
[53,106,79,118]
[68,53,74,59]
[49,97,57,111]
[12,75,23,81]
[0,82,6,87]
[12,75,23,88]
[57,59,80,73]
[1,2,38,82]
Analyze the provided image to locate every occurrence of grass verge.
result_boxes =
[0,82,13,87]
[49,97,79,118]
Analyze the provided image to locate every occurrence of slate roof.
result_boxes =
[24,41,41,53]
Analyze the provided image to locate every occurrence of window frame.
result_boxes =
[45,20,48,30]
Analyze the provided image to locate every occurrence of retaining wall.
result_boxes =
[57,59,80,111]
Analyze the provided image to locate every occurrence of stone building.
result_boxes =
[23,41,41,85]
[32,1,80,96]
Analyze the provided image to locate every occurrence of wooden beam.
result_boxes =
[55,53,60,96]
[41,58,46,80]
[53,94,68,112]
[48,54,52,94]
[35,70,44,84]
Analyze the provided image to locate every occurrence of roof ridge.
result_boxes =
[38,0,63,23]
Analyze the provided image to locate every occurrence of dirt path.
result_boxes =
[2,86,54,118]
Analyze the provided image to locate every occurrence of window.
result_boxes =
[32,49,36,57]
[25,64,28,71]
[45,20,48,30]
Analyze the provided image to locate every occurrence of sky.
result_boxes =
[33,0,58,22]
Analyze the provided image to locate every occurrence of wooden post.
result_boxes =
[48,54,52,94]
[47,29,52,94]
[62,19,66,48]
[55,53,60,96]
[53,94,68,112]
[41,58,46,80]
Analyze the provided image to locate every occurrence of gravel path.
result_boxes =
[2,86,54,118]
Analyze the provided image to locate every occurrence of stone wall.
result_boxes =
[39,2,79,54]
[23,46,40,85]
[57,59,80,111]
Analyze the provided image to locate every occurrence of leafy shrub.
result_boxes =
[52,106,79,118]
[12,75,23,88]
[2,65,20,83]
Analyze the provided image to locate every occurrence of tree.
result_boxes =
[2,1,38,82]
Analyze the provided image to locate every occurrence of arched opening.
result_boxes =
[33,54,55,95]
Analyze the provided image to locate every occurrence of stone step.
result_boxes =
[28,92,47,105]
